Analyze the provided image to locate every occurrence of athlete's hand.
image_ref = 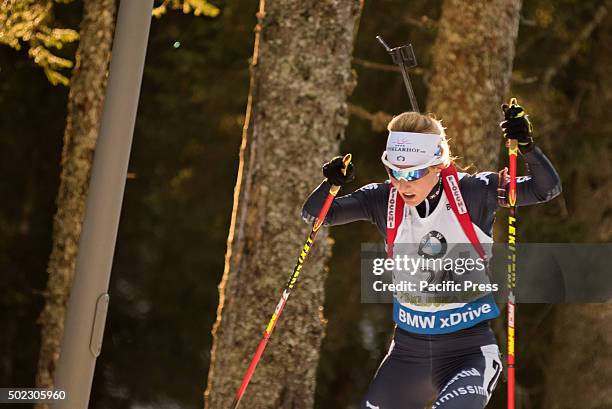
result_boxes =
[500,102,534,147]
[323,156,355,187]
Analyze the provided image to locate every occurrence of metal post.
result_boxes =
[52,1,153,408]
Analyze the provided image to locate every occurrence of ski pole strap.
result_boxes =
[440,164,487,261]
[314,154,352,231]
[497,168,510,208]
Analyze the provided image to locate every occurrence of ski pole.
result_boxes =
[229,154,352,409]
[376,35,420,112]
[505,97,519,409]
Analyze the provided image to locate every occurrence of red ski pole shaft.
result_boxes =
[229,154,352,409]
[506,97,519,409]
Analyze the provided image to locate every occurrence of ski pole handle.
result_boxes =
[506,97,519,206]
[316,153,351,230]
[328,153,352,195]
[340,153,352,175]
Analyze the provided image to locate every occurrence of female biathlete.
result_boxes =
[302,104,561,409]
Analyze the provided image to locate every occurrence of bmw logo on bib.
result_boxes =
[418,230,447,258]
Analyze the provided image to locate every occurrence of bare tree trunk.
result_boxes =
[426,0,522,405]
[427,0,522,169]
[543,304,612,408]
[204,1,363,408]
[35,0,116,403]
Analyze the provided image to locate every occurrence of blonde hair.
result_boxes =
[387,112,453,167]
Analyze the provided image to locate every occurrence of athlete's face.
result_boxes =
[389,166,441,206]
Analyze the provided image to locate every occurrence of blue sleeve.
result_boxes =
[301,181,389,233]
[461,145,562,235]
[512,145,562,205]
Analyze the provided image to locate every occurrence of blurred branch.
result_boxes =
[516,30,549,56]
[519,15,537,27]
[152,0,171,18]
[348,103,392,132]
[353,58,427,76]
[152,0,220,18]
[0,0,79,85]
[511,73,539,85]
[517,2,604,57]
[404,15,437,31]
[569,83,590,123]
[353,58,399,73]
[542,1,610,90]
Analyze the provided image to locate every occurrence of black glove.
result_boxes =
[500,102,534,147]
[322,156,355,187]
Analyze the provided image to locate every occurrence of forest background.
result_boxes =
[1,0,611,408]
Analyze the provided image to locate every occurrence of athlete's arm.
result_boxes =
[460,145,562,235]
[512,144,562,205]
[301,181,389,228]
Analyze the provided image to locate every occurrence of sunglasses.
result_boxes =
[385,166,430,181]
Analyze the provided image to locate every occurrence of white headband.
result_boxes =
[382,131,444,171]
